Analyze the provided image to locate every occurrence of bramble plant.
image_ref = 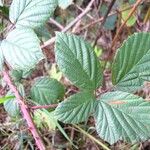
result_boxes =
[0,0,150,149]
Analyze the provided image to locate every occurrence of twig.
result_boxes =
[74,124,111,150]
[49,18,64,30]
[74,4,94,20]
[76,4,134,33]
[41,0,95,48]
[2,69,45,150]
[41,2,135,49]
[93,0,116,47]
[111,0,143,50]
[31,104,58,110]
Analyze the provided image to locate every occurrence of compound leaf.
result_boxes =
[9,0,57,29]
[1,28,44,70]
[94,91,150,144]
[54,91,95,124]
[30,77,65,105]
[55,32,102,90]
[112,32,150,92]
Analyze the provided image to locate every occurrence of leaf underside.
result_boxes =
[1,28,44,70]
[9,0,57,29]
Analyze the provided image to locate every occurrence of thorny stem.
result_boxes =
[2,69,45,150]
[31,104,58,110]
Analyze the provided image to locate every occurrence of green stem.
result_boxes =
[74,124,111,150]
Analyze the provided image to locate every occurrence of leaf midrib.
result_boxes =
[101,100,150,132]
[58,35,94,85]
[116,48,150,85]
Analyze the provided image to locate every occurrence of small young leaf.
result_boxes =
[112,32,150,92]
[10,70,23,82]
[58,0,73,9]
[10,69,34,81]
[9,0,57,29]
[55,32,102,90]
[34,110,57,130]
[30,77,65,105]
[1,28,44,70]
[49,63,62,81]
[94,91,150,144]
[35,25,51,42]
[54,91,95,124]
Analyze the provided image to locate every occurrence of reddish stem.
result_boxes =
[31,104,58,110]
[2,69,45,150]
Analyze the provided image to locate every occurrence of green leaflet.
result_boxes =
[100,4,117,30]
[4,95,20,117]
[55,32,102,90]
[4,84,25,117]
[0,96,15,104]
[10,70,23,82]
[112,32,150,92]
[54,91,95,124]
[30,77,65,105]
[10,69,34,82]
[58,0,73,9]
[9,0,57,29]
[35,25,51,42]
[34,110,57,130]
[94,91,150,144]
[1,28,44,70]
